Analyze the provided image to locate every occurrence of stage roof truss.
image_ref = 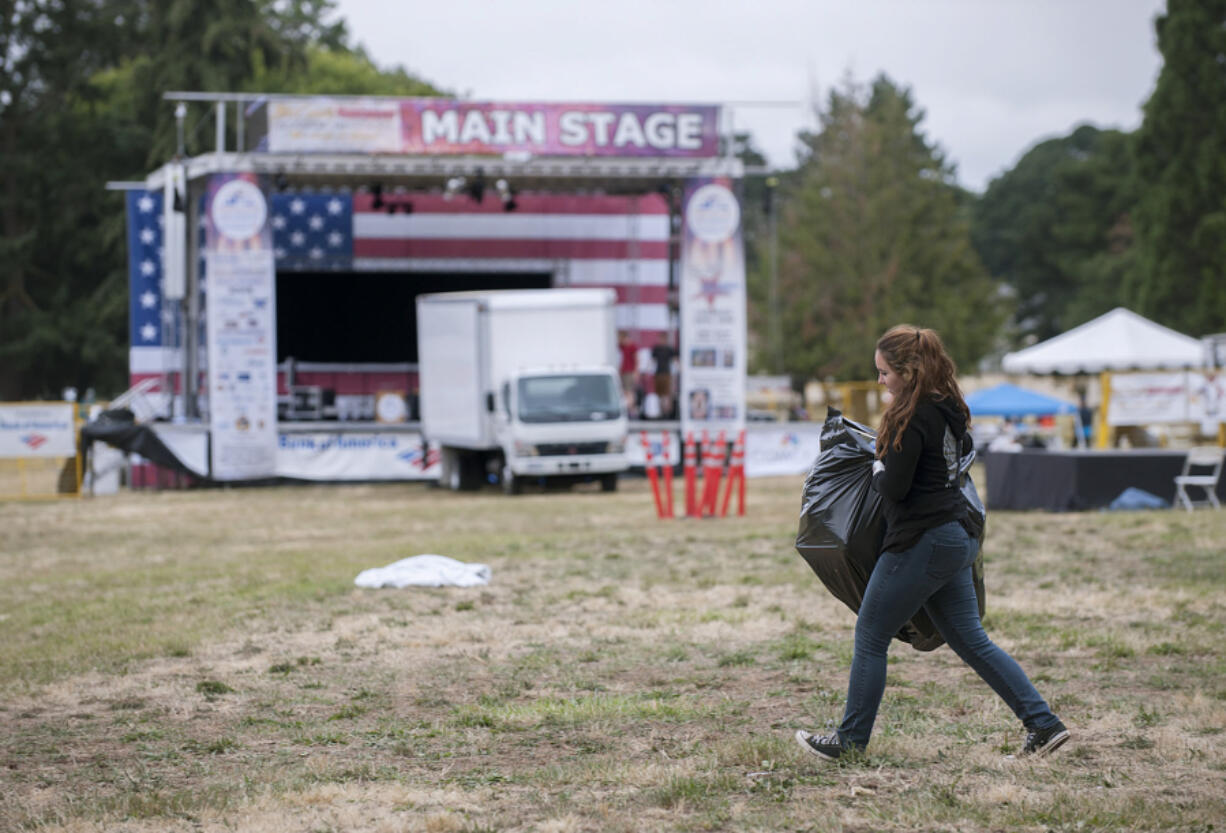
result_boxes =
[144,91,745,193]
[145,151,743,193]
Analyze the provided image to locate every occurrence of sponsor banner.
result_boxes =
[276,432,440,481]
[626,425,821,477]
[1108,371,1226,427]
[679,178,747,439]
[262,97,720,158]
[0,403,76,458]
[204,173,279,480]
[268,97,403,154]
[744,426,822,478]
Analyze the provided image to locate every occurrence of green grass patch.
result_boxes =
[3,480,1226,831]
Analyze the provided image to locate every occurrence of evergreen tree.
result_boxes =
[766,75,1005,382]
[1130,0,1226,336]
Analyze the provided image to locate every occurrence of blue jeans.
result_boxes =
[838,521,1060,749]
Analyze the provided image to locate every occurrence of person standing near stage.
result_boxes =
[796,324,1069,761]
[650,332,677,420]
[618,331,641,417]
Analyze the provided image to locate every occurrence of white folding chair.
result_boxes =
[1173,446,1224,511]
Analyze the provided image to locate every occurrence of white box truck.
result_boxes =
[417,288,629,493]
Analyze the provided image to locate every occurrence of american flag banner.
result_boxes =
[126,191,209,394]
[126,190,181,387]
[127,190,165,352]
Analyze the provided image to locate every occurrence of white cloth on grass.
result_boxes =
[354,554,491,589]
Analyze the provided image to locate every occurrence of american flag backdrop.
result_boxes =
[271,192,354,271]
[346,191,673,338]
[129,186,672,387]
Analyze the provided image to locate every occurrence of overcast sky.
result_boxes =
[330,0,1165,193]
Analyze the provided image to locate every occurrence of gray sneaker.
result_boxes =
[1022,720,1069,756]
[795,729,843,761]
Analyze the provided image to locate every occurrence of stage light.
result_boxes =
[444,176,466,200]
[496,178,518,212]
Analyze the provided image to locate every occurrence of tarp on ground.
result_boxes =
[1001,307,1203,374]
[965,383,1078,418]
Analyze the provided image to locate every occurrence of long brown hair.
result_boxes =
[875,325,970,457]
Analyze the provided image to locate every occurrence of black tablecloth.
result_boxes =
[982,448,1226,511]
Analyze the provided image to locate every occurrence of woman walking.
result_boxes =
[796,325,1068,760]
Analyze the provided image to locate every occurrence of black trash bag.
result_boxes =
[795,408,987,652]
[80,408,202,480]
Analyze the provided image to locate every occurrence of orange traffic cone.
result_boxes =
[661,431,675,518]
[701,431,727,517]
[641,431,666,519]
[683,431,698,518]
[720,429,746,517]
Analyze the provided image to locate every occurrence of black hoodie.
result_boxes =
[870,396,974,554]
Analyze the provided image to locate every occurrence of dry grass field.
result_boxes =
[1,475,1224,832]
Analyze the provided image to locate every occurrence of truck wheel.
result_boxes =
[502,465,522,495]
[600,473,618,492]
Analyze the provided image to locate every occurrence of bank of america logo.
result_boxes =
[21,434,48,450]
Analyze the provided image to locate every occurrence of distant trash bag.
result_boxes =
[1107,487,1170,511]
[795,408,987,652]
[354,554,491,588]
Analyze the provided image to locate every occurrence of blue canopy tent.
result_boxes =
[966,383,1083,448]
[965,383,1078,418]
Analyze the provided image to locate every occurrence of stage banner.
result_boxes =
[0,403,76,458]
[259,97,720,158]
[624,425,821,476]
[204,173,278,480]
[679,178,747,439]
[743,426,823,478]
[1108,371,1226,428]
[276,433,440,481]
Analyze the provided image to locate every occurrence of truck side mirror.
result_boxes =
[486,392,496,413]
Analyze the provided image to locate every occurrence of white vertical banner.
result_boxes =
[162,163,187,300]
[204,173,278,480]
[679,178,747,439]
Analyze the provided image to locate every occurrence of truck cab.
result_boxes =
[494,366,627,493]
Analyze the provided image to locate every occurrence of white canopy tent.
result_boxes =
[1002,307,1204,375]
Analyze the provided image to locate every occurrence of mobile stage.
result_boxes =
[106,92,817,488]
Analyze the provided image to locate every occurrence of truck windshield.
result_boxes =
[517,374,622,423]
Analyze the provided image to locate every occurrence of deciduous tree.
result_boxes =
[971,125,1138,344]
